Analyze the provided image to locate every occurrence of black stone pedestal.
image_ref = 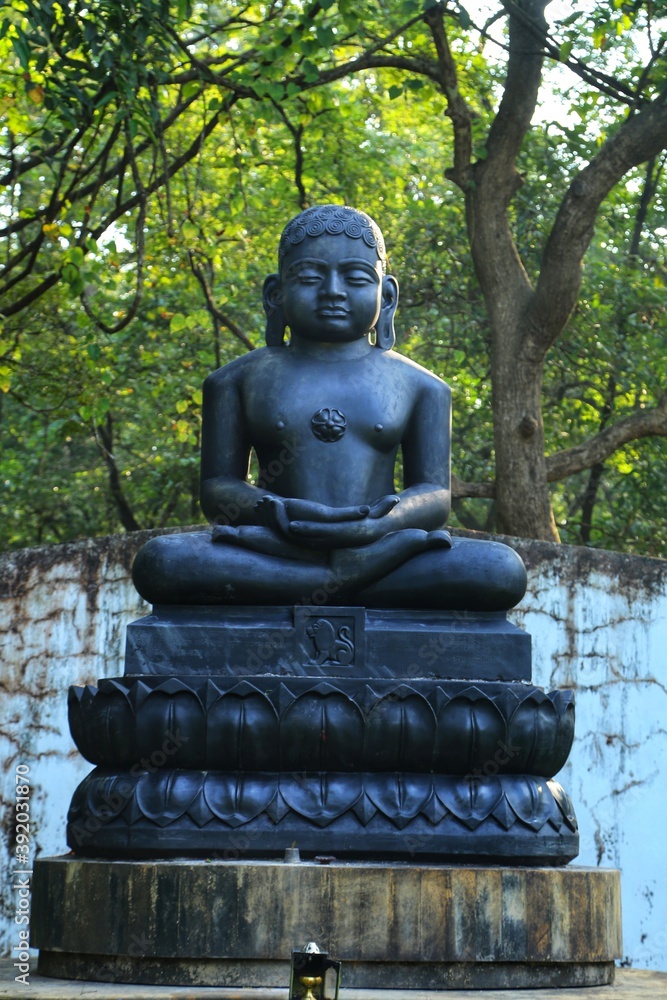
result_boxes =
[65,605,578,863]
[123,605,531,680]
[33,603,623,987]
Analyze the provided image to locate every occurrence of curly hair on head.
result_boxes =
[278,205,387,273]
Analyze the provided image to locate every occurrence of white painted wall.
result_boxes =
[0,535,148,957]
[510,542,667,971]
[1,531,665,968]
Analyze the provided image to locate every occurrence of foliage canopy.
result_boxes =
[1,0,667,555]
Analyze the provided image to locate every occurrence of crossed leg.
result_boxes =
[132,530,526,610]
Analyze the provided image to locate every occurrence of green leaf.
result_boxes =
[457,4,472,29]
[182,80,200,100]
[315,25,336,47]
[301,60,319,83]
[593,27,606,49]
[181,221,199,243]
[11,32,30,71]
[92,396,111,419]
[559,41,573,62]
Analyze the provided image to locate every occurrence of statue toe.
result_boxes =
[428,529,453,549]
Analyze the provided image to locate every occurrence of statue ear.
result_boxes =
[263,273,286,347]
[375,274,398,350]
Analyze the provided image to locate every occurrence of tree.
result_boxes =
[2,0,667,548]
[436,1,667,540]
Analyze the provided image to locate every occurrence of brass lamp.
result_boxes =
[289,941,341,1000]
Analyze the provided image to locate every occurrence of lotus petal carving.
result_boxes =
[434,774,504,830]
[203,772,277,827]
[366,773,432,829]
[67,677,576,782]
[207,689,279,769]
[365,690,436,770]
[135,770,200,827]
[281,690,364,771]
[281,772,362,826]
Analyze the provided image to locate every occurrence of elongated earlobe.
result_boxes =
[263,273,286,346]
[375,274,399,350]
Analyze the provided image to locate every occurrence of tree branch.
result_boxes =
[424,5,472,190]
[0,101,232,319]
[529,99,667,355]
[504,0,638,106]
[486,1,549,174]
[451,472,496,499]
[95,413,142,532]
[466,0,548,330]
[81,124,147,334]
[0,93,202,242]
[0,273,61,319]
[271,102,308,208]
[188,252,255,351]
[546,400,667,482]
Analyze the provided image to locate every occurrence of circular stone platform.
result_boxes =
[32,856,621,989]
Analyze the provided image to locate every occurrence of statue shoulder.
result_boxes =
[380,349,451,397]
[203,347,276,392]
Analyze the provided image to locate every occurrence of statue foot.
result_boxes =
[428,529,452,549]
[330,527,451,593]
[211,524,324,562]
[211,525,238,544]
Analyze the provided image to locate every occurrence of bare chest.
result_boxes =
[242,358,410,452]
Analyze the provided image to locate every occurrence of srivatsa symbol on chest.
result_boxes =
[306,618,355,666]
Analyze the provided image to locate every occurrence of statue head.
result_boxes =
[263,205,398,350]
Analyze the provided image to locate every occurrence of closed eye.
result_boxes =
[285,270,322,285]
[345,272,376,284]
[340,260,380,284]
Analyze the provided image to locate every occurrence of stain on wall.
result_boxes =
[1,530,665,968]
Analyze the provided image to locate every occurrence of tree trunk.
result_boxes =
[462,0,558,540]
[491,338,559,539]
[427,1,667,540]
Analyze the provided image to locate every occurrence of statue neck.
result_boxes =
[287,333,373,361]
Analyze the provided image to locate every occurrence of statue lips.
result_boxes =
[316,308,350,319]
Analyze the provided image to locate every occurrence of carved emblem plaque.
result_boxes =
[294,606,365,671]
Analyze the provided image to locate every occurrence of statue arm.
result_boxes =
[199,367,277,525]
[398,373,451,524]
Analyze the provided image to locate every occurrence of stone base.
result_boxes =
[66,769,579,864]
[32,856,621,989]
[124,605,531,681]
[9,965,667,1000]
[66,668,578,863]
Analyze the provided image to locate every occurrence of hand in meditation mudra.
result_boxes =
[133,205,526,610]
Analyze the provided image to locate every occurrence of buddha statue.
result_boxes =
[62,209,581,872]
[132,205,526,610]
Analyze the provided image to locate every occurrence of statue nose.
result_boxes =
[320,270,345,299]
